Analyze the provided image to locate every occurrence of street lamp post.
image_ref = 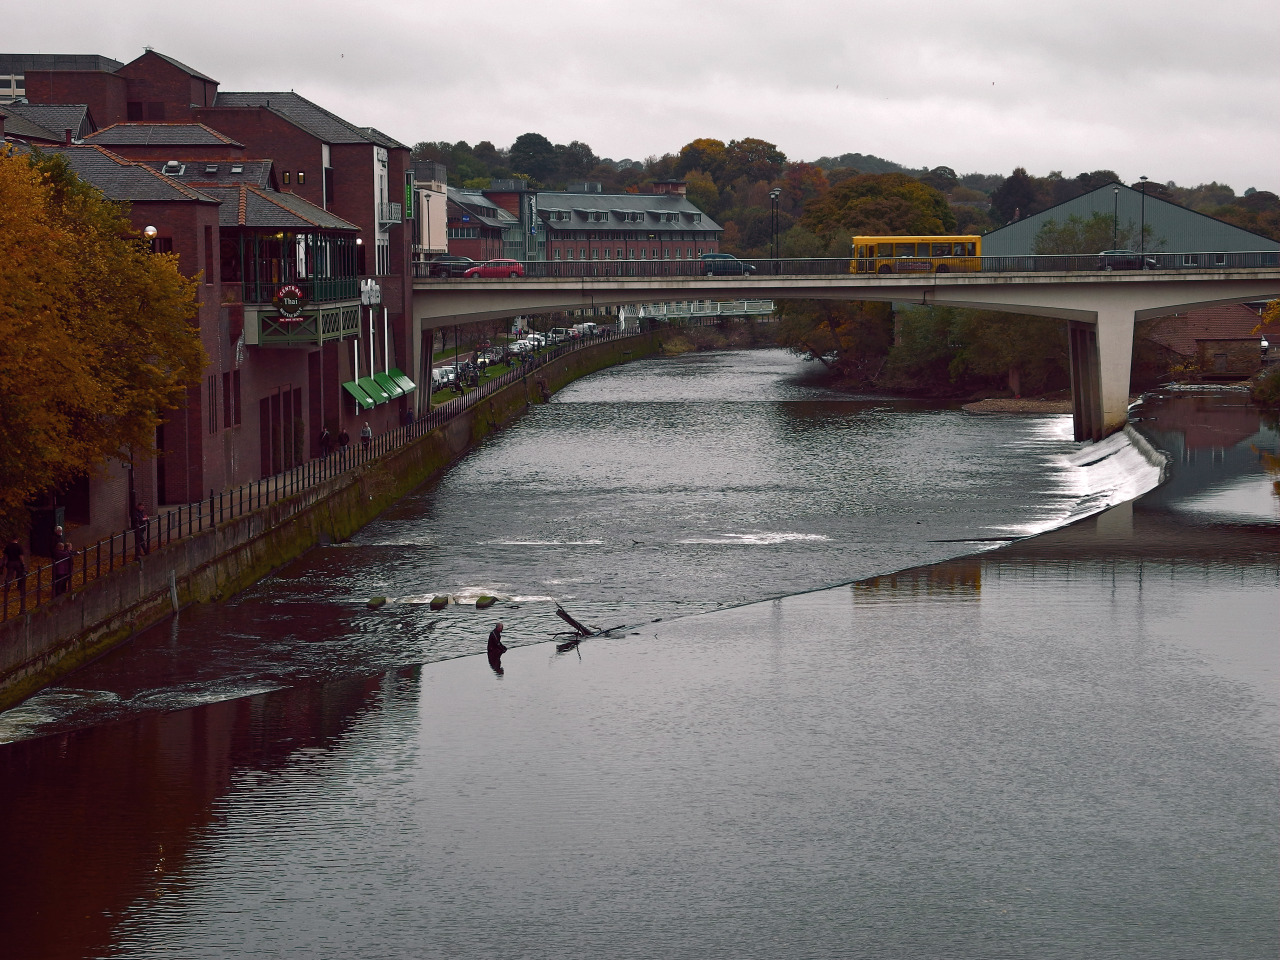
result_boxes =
[1111,186,1120,250]
[1139,175,1148,265]
[769,187,782,272]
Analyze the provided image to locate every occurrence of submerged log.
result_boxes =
[555,605,592,637]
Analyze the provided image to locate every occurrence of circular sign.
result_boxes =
[274,284,308,318]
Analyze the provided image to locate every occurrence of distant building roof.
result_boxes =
[535,189,721,233]
[0,105,63,142]
[1144,303,1266,357]
[140,50,216,84]
[139,157,275,189]
[449,188,518,228]
[196,184,358,231]
[0,53,124,74]
[47,144,218,203]
[86,122,242,147]
[983,183,1280,255]
[212,91,407,149]
[0,102,93,139]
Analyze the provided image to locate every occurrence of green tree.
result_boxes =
[776,300,894,381]
[722,138,787,184]
[800,173,955,246]
[989,167,1043,224]
[0,148,205,531]
[509,132,559,185]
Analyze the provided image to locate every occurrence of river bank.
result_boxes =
[0,332,660,712]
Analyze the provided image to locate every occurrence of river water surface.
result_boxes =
[1,350,1276,959]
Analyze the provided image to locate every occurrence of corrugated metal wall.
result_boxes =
[982,184,1279,255]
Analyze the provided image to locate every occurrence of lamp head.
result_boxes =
[143,225,158,239]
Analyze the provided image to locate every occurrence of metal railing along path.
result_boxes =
[2,329,642,623]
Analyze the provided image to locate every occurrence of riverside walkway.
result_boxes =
[1,328,643,626]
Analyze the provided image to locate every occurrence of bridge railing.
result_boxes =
[414,251,1280,281]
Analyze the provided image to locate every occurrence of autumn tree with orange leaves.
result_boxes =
[0,148,205,532]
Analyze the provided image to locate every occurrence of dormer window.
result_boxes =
[230,163,244,174]
[204,163,218,175]
[162,160,184,176]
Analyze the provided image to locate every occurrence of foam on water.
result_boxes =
[995,427,1165,538]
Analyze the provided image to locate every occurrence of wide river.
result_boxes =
[2,349,1276,959]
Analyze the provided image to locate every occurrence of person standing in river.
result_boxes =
[487,622,507,654]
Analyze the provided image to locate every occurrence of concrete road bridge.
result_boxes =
[411,256,1280,441]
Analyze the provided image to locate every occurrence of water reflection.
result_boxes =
[0,672,402,959]
[1138,393,1280,522]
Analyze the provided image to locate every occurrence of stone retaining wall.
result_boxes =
[0,333,658,710]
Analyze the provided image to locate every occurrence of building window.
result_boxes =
[592,249,599,260]
[580,248,586,259]
[447,226,479,239]
[297,171,305,186]
[555,249,562,260]
[283,171,291,185]
[616,248,623,259]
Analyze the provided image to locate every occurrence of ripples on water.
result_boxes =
[0,352,1275,959]
[0,351,1165,739]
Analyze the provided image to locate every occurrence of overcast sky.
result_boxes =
[13,0,1279,191]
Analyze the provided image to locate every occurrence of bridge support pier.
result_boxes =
[1069,307,1136,442]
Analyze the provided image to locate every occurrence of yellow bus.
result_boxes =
[851,235,982,275]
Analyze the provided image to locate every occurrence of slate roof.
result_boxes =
[983,183,1280,255]
[140,157,274,189]
[86,122,242,147]
[448,188,517,228]
[0,106,62,142]
[535,190,722,233]
[49,145,218,203]
[143,51,217,84]
[1144,304,1267,357]
[0,102,92,138]
[213,91,407,149]
[196,184,359,231]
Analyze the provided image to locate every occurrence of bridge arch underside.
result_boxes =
[413,272,1280,442]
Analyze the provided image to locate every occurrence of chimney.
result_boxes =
[65,128,73,146]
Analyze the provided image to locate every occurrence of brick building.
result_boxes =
[12,48,423,542]
[536,181,721,266]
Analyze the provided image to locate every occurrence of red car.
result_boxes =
[462,259,525,279]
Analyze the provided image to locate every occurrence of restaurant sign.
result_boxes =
[274,283,309,319]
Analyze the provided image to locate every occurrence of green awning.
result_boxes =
[342,380,375,409]
[372,371,405,398]
[358,376,391,404]
[388,367,417,394]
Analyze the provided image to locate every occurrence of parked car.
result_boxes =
[426,255,476,278]
[463,259,526,279]
[1097,249,1157,271]
[701,253,756,276]
[431,365,457,389]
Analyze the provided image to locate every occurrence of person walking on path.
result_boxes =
[3,536,26,609]
[338,426,350,464]
[319,426,332,458]
[131,501,150,558]
[52,540,74,596]
[360,421,372,453]
[487,622,507,654]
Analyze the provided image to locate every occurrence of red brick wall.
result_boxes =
[193,106,328,208]
[22,70,128,127]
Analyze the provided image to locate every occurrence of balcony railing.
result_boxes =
[239,276,360,306]
[378,202,403,228]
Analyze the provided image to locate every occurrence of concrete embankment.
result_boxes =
[0,333,659,710]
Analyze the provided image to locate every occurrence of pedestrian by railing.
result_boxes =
[1,327,644,622]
